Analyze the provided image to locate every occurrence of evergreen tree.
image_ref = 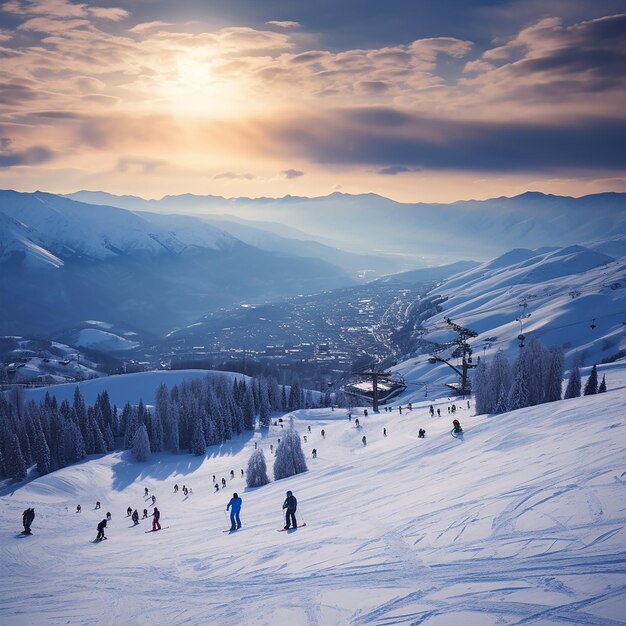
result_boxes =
[507,365,529,411]
[564,365,582,399]
[281,385,287,411]
[246,448,270,487]
[34,427,51,476]
[583,364,598,396]
[258,380,272,427]
[7,433,27,480]
[545,346,565,402]
[190,417,206,455]
[523,337,549,406]
[243,385,256,430]
[132,423,151,462]
[273,420,308,480]
[598,375,607,393]
[472,359,491,414]
[491,350,512,414]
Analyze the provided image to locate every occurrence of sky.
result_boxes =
[1,0,625,202]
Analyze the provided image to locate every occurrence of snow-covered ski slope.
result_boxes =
[2,362,625,625]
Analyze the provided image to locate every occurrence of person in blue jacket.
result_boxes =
[227,492,242,530]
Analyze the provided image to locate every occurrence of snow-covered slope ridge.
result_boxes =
[1,362,625,624]
[0,190,234,262]
[395,242,626,389]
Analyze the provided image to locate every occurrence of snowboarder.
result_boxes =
[95,501,101,510]
[307,425,311,433]
[418,428,426,438]
[364,409,368,417]
[126,506,132,517]
[355,418,360,427]
[362,435,367,446]
[399,406,402,414]
[132,510,139,525]
[227,492,242,530]
[221,478,226,487]
[321,429,325,438]
[142,509,148,519]
[214,484,219,492]
[383,427,387,437]
[144,488,149,497]
[230,470,235,479]
[174,484,179,493]
[96,519,107,542]
[76,504,81,513]
[106,512,111,521]
[283,490,298,530]
[437,408,441,417]
[22,507,35,534]
[151,495,156,505]
[312,448,317,458]
[429,405,434,417]
[152,507,161,531]
[451,404,456,413]
[212,475,216,483]
[452,419,463,435]
[241,469,244,477]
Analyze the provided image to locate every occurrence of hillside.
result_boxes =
[1,361,624,624]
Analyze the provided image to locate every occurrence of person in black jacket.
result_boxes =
[282,490,298,529]
[96,519,107,541]
[22,507,35,534]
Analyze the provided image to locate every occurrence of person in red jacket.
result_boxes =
[152,507,161,531]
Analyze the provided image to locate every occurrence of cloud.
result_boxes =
[266,21,300,29]
[213,171,256,180]
[378,165,414,175]
[88,7,129,21]
[0,143,55,166]
[116,155,167,173]
[282,168,304,179]
[129,21,173,34]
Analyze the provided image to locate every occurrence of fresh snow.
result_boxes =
[1,361,625,625]
[75,329,140,352]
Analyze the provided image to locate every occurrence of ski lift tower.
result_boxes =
[428,317,478,396]
[344,370,406,411]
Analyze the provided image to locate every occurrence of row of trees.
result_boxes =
[0,373,329,481]
[473,337,607,415]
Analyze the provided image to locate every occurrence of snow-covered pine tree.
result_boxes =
[132,423,151,462]
[523,337,549,406]
[258,380,272,427]
[243,385,256,430]
[34,426,51,476]
[472,359,491,414]
[507,364,529,411]
[544,346,565,402]
[190,417,206,455]
[281,385,288,412]
[598,375,607,393]
[7,433,27,480]
[491,350,512,414]
[564,365,582,399]
[246,448,270,487]
[583,364,599,395]
[273,419,308,480]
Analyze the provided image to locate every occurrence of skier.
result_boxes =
[22,507,35,534]
[437,408,441,417]
[152,507,161,531]
[151,495,156,505]
[355,418,360,427]
[451,404,456,414]
[364,409,368,416]
[307,425,311,433]
[189,487,193,494]
[270,445,273,454]
[106,512,112,521]
[362,435,367,446]
[282,490,298,530]
[408,403,413,410]
[212,475,216,483]
[303,435,307,443]
[96,518,107,542]
[447,406,451,414]
[142,509,148,519]
[241,469,244,477]
[429,405,434,417]
[254,441,257,449]
[132,510,139,525]
[183,486,188,496]
[144,488,149,497]
[76,504,81,513]
[418,428,426,438]
[226,492,242,530]
[230,470,235,479]
[321,429,325,438]
[383,427,387,437]
[467,400,470,409]
[452,419,463,435]
[399,406,402,414]
[126,506,132,517]
[95,501,101,510]
[174,484,178,493]
[221,478,226,487]
[214,484,219,492]
[312,448,317,458]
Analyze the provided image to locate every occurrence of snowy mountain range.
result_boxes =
[67,189,626,264]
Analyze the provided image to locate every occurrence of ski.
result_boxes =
[278,523,306,532]
[91,537,107,543]
[223,528,243,533]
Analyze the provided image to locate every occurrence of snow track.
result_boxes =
[1,365,626,624]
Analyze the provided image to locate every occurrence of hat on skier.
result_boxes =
[286,490,292,496]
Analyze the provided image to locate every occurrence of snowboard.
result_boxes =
[145,526,169,533]
[278,523,306,532]
[91,537,107,543]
